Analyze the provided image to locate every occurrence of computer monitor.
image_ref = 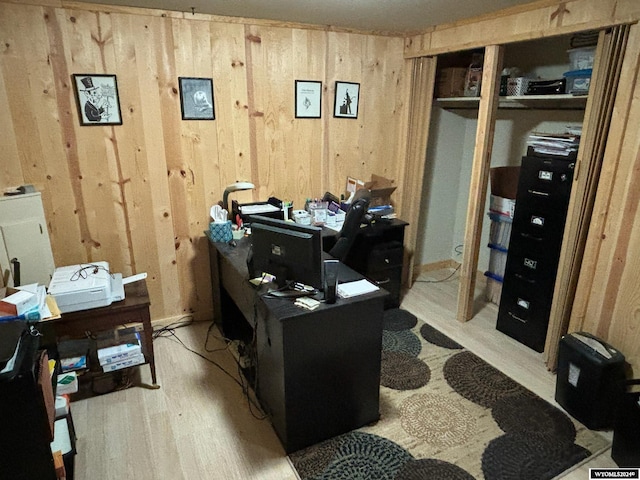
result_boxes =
[249,216,324,290]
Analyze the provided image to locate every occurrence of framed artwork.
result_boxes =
[295,80,322,118]
[334,81,360,119]
[179,77,215,120]
[72,74,122,126]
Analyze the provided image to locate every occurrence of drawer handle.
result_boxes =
[508,312,528,323]
[528,189,550,197]
[514,273,535,284]
[519,232,543,241]
[375,278,391,285]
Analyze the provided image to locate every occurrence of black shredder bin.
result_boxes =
[555,332,626,429]
[612,379,640,467]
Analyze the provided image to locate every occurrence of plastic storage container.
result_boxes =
[555,332,626,429]
[568,46,596,71]
[564,69,592,95]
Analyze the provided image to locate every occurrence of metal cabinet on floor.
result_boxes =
[497,154,575,352]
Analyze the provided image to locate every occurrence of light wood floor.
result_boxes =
[70,269,616,479]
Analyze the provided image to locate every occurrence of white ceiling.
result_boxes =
[88,0,538,33]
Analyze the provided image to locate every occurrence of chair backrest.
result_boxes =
[328,195,370,261]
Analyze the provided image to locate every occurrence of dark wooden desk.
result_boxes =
[44,280,158,388]
[208,235,386,453]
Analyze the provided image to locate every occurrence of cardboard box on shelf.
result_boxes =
[436,68,467,98]
[364,174,397,207]
[489,166,520,219]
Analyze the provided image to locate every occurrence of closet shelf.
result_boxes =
[436,94,588,110]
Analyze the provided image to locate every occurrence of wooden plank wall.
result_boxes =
[0,1,408,323]
[404,0,640,58]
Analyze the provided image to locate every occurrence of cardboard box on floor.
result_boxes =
[363,174,397,207]
[489,166,520,218]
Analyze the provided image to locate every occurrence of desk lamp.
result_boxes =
[223,181,255,220]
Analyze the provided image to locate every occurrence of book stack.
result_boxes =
[97,327,144,373]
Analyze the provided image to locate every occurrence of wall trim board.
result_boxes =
[404,0,640,58]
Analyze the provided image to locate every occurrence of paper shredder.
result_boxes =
[555,331,626,430]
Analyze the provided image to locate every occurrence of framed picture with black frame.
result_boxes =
[179,77,215,120]
[333,81,360,119]
[72,74,122,126]
[295,80,322,118]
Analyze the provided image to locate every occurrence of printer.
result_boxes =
[48,262,124,313]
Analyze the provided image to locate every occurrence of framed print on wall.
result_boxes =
[179,77,215,120]
[334,81,360,119]
[295,80,322,118]
[72,74,122,126]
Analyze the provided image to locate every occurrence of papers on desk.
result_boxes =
[337,279,379,298]
[239,203,280,215]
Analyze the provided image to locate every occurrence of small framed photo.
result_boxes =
[72,74,122,126]
[334,81,360,119]
[179,77,215,120]
[295,80,322,118]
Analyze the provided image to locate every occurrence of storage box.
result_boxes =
[0,288,38,316]
[488,212,513,250]
[489,166,520,219]
[364,174,397,207]
[564,69,592,95]
[487,245,508,280]
[484,275,503,305]
[436,67,467,98]
[506,77,530,96]
[568,46,596,71]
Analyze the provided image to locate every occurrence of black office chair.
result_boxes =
[329,192,370,261]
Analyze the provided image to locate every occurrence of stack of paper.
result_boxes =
[527,131,580,157]
[337,279,379,298]
[97,328,144,373]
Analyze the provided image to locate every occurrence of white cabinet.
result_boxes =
[0,192,55,287]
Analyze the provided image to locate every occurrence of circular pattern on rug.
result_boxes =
[482,432,591,480]
[381,350,430,390]
[382,329,422,357]
[400,393,476,448]
[288,434,343,479]
[314,431,414,480]
[420,323,463,349]
[444,351,529,408]
[395,458,475,480]
[492,393,577,443]
[383,308,418,331]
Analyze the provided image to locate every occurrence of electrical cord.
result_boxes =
[415,264,461,283]
[153,316,266,420]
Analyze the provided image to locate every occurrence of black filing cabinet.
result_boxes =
[497,154,575,352]
[341,219,408,309]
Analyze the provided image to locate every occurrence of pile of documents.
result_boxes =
[97,327,144,373]
[336,279,379,299]
[527,130,581,157]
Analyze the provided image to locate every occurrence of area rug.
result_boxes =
[288,309,610,480]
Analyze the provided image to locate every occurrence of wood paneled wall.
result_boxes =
[0,1,408,322]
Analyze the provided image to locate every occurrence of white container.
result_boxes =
[568,47,596,71]
[293,210,311,225]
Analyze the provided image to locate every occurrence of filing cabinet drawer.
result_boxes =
[366,241,403,272]
[503,245,561,285]
[517,155,574,199]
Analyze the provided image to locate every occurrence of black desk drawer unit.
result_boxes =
[497,155,575,352]
[342,220,408,309]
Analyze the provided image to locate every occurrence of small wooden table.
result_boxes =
[45,280,159,389]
